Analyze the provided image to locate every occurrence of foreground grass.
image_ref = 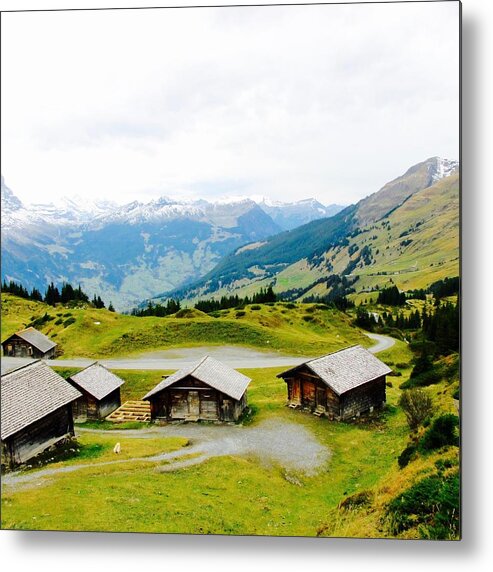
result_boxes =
[1,341,458,538]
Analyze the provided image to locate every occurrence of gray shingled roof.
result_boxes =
[143,356,251,401]
[69,362,125,400]
[1,360,82,440]
[12,327,57,353]
[277,345,392,395]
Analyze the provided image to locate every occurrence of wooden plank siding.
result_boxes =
[2,335,56,359]
[148,375,246,423]
[284,374,386,420]
[71,387,121,421]
[1,404,75,468]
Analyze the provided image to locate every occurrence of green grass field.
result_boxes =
[1,294,370,358]
[1,339,459,538]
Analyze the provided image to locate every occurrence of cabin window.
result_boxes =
[27,347,33,356]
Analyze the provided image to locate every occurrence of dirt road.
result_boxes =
[2,419,331,492]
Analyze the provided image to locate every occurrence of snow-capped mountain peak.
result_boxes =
[430,157,459,183]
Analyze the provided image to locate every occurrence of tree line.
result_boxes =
[130,298,181,317]
[195,286,277,313]
[355,300,459,356]
[2,279,114,311]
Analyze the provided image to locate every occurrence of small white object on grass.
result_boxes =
[113,442,121,454]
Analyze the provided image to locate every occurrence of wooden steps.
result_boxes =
[106,401,151,423]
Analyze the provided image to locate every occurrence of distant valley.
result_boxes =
[1,177,344,310]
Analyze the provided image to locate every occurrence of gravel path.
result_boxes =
[2,419,330,492]
[1,334,395,374]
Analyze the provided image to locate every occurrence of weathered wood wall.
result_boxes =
[148,375,247,422]
[284,370,386,421]
[71,388,121,421]
[2,405,75,468]
[340,376,386,420]
[2,335,56,359]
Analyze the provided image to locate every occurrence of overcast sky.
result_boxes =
[1,2,459,207]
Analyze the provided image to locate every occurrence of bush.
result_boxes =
[396,362,409,369]
[235,311,246,318]
[55,318,63,325]
[420,414,459,451]
[250,305,261,311]
[385,472,459,539]
[63,317,76,327]
[399,367,442,389]
[398,444,417,468]
[399,388,434,431]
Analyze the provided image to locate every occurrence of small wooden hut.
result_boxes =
[143,356,251,422]
[2,326,57,359]
[67,362,125,421]
[277,345,391,421]
[1,360,81,468]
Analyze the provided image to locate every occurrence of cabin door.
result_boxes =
[187,391,200,419]
[316,387,327,410]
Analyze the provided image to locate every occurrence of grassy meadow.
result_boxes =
[1,337,459,538]
[1,293,370,359]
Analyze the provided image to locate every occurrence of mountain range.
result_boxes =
[166,157,459,305]
[1,177,345,310]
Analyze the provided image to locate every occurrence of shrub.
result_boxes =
[386,381,393,388]
[396,362,409,369]
[235,311,246,318]
[420,414,459,451]
[338,491,373,510]
[55,318,63,325]
[385,472,459,539]
[398,444,417,468]
[250,305,261,311]
[63,317,76,327]
[399,367,442,389]
[399,388,434,431]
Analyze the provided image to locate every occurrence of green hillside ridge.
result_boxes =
[163,159,458,305]
[1,293,370,359]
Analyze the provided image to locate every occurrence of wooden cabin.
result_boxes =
[67,362,125,421]
[143,356,251,423]
[277,345,392,421]
[1,360,81,469]
[2,326,57,359]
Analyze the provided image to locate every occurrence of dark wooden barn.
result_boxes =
[1,360,81,469]
[277,345,392,421]
[143,356,251,423]
[2,326,57,359]
[67,362,125,421]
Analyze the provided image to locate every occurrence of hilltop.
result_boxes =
[1,293,370,359]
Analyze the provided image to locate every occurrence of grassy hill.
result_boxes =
[1,293,370,358]
[168,168,458,306]
[163,159,459,305]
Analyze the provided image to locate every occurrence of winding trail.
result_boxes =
[1,419,330,492]
[1,333,395,374]
[366,332,396,353]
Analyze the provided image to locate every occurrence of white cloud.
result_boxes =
[1,2,459,207]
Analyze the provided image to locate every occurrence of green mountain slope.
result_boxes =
[166,158,459,304]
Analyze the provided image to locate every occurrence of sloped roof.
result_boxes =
[69,362,124,400]
[1,360,82,440]
[277,345,392,396]
[4,327,57,353]
[143,356,251,401]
